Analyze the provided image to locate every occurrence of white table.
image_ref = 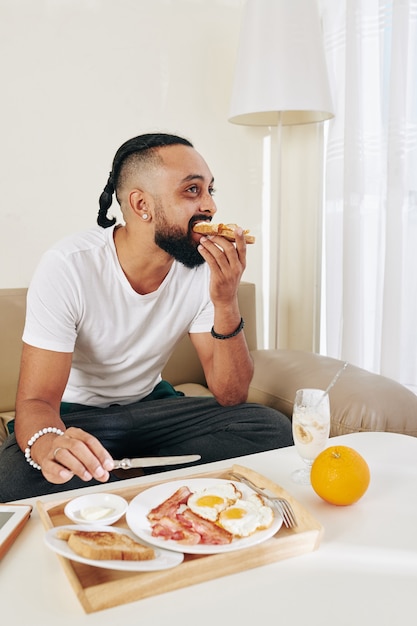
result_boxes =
[1,432,416,625]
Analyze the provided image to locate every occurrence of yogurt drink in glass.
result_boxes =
[291,388,330,484]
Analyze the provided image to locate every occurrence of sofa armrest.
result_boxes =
[248,349,417,437]
[0,412,15,446]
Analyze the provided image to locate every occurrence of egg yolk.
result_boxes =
[196,495,225,508]
[222,507,245,519]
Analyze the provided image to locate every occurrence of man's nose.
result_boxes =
[200,194,217,215]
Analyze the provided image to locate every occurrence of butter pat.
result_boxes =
[79,506,115,521]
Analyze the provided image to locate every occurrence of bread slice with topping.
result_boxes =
[192,222,255,244]
[56,528,155,561]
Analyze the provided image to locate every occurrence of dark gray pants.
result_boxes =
[0,397,292,501]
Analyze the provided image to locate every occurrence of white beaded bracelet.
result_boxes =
[24,427,65,470]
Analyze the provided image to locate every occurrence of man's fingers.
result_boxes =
[50,427,113,482]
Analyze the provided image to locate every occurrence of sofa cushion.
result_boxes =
[174,383,214,397]
[249,349,417,437]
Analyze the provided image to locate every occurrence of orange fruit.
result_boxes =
[310,445,370,506]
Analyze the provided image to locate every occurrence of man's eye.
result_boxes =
[186,185,216,196]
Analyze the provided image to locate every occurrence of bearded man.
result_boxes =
[0,133,292,501]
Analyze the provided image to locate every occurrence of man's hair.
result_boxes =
[97,133,193,228]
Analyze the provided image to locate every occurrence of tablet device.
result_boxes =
[0,504,32,559]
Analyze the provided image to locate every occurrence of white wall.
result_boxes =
[0,0,324,351]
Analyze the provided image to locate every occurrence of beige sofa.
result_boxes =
[1,283,417,445]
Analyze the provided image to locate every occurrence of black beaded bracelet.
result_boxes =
[211,317,245,340]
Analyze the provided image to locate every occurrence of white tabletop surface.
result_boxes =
[1,432,416,625]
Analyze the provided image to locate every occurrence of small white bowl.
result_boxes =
[64,493,128,525]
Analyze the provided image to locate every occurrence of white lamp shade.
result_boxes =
[229,0,334,126]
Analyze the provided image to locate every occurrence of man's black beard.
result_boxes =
[155,224,205,268]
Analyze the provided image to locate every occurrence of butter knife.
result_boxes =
[112,454,201,469]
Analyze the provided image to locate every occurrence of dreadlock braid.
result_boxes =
[97,133,193,228]
[97,173,117,228]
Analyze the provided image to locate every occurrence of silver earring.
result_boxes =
[142,213,148,220]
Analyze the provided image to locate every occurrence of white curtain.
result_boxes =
[320,0,417,392]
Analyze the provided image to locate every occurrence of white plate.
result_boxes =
[64,493,128,525]
[126,478,283,555]
[44,524,184,571]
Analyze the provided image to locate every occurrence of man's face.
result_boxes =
[151,145,217,267]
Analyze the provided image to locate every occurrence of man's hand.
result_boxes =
[31,426,114,484]
[197,227,246,306]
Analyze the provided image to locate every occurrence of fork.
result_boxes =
[228,472,298,529]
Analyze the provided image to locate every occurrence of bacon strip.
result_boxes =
[150,516,201,545]
[147,486,192,522]
[178,509,233,545]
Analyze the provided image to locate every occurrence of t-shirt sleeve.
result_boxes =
[22,250,80,352]
[188,296,214,333]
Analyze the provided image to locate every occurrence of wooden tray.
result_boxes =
[37,464,323,613]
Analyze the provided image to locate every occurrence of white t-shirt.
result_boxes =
[23,226,214,407]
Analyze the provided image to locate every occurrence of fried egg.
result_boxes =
[218,494,274,537]
[187,483,242,522]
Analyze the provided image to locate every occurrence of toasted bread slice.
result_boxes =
[193,222,255,244]
[57,529,155,561]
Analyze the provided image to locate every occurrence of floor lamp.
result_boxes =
[228,0,334,349]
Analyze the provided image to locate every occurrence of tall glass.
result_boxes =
[291,388,330,485]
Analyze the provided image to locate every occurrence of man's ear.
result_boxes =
[129,189,153,221]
